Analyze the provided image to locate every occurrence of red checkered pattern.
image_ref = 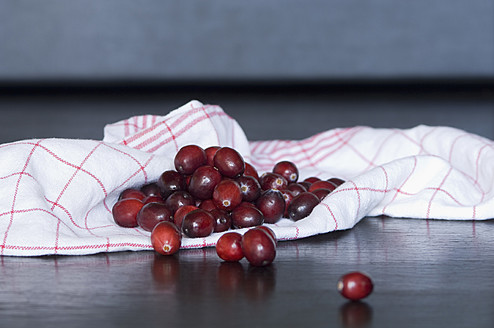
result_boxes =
[0,100,492,256]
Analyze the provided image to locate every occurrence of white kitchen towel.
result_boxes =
[0,100,492,256]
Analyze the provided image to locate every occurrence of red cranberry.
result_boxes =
[165,190,195,214]
[136,202,172,232]
[212,179,242,211]
[273,160,299,183]
[287,192,320,221]
[213,147,245,178]
[329,177,345,187]
[188,165,222,200]
[119,188,146,201]
[281,189,296,217]
[337,271,374,301]
[259,172,288,191]
[303,176,321,184]
[157,170,186,199]
[140,182,161,197]
[211,209,232,232]
[151,221,182,255]
[312,188,332,201]
[199,199,217,212]
[182,209,215,238]
[308,180,337,193]
[244,162,260,181]
[299,181,312,190]
[205,146,221,166]
[143,195,164,205]
[256,225,277,245]
[216,232,244,262]
[242,227,276,267]
[231,203,264,229]
[174,144,207,175]
[112,198,144,227]
[236,175,261,202]
[286,182,307,196]
[255,189,285,224]
[173,204,198,228]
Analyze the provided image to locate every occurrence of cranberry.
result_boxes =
[210,209,232,232]
[173,204,198,228]
[308,180,337,193]
[165,190,195,214]
[199,199,217,212]
[286,182,307,196]
[212,179,242,211]
[236,175,261,202]
[273,160,299,183]
[136,202,172,232]
[231,203,264,228]
[337,271,374,301]
[259,172,288,191]
[140,182,161,197]
[242,227,276,267]
[174,144,207,175]
[303,176,321,184]
[299,181,312,190]
[244,162,260,181]
[181,209,215,238]
[143,195,164,205]
[255,189,285,224]
[188,165,222,200]
[157,170,186,199]
[205,146,221,166]
[256,225,277,245]
[213,147,245,178]
[287,192,320,221]
[216,232,244,262]
[281,189,296,217]
[151,221,182,255]
[112,198,144,227]
[312,188,332,201]
[119,188,146,201]
[329,177,345,187]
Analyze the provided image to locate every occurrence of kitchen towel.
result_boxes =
[0,100,492,256]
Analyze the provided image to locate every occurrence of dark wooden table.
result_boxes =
[0,82,493,328]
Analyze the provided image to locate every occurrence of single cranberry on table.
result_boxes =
[181,209,215,238]
[157,170,186,199]
[151,221,182,256]
[216,232,244,262]
[231,203,264,229]
[212,179,243,211]
[273,160,299,183]
[174,144,207,175]
[337,271,374,301]
[188,165,222,200]
[287,191,320,221]
[259,172,288,191]
[112,198,144,228]
[136,202,173,232]
[242,227,276,267]
[236,175,261,202]
[213,147,245,178]
[256,189,285,224]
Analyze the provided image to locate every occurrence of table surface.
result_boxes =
[1,84,494,328]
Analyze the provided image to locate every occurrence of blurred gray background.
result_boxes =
[0,0,493,142]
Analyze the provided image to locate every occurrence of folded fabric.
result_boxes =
[0,100,491,256]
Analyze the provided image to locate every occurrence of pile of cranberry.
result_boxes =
[112,144,345,267]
